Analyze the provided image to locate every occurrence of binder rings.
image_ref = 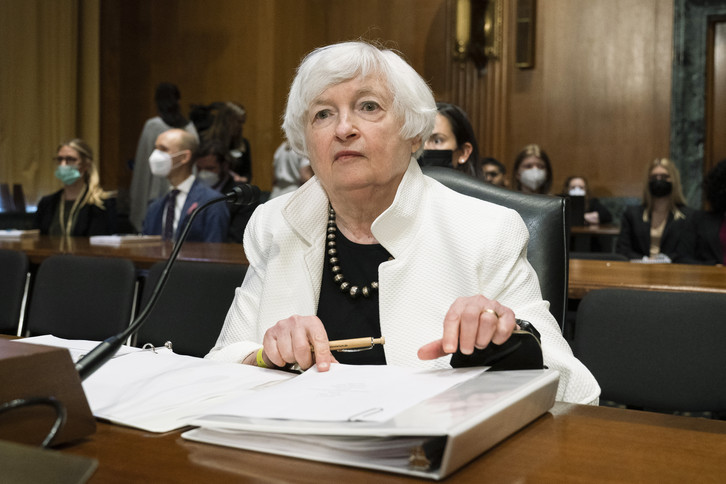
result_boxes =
[183,369,559,480]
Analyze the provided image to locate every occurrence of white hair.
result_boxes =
[282,41,437,159]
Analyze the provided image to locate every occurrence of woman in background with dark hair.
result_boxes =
[202,102,253,183]
[421,102,482,179]
[677,158,726,265]
[562,175,612,225]
[129,82,199,232]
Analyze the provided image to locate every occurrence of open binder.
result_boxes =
[183,369,559,480]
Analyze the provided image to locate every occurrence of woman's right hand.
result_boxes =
[258,315,338,371]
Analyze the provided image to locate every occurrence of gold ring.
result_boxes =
[484,308,499,318]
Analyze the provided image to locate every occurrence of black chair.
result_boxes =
[135,261,247,357]
[422,166,569,330]
[0,250,29,335]
[25,255,137,340]
[574,289,726,414]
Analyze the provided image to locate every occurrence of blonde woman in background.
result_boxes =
[616,158,693,262]
[34,138,116,236]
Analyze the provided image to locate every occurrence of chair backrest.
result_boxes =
[0,250,29,335]
[574,288,726,413]
[26,255,137,340]
[135,261,247,357]
[421,166,569,330]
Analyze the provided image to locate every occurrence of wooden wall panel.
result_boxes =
[707,19,726,174]
[99,0,674,204]
[504,0,674,198]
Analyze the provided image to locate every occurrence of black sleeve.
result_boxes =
[450,320,544,371]
[615,207,643,259]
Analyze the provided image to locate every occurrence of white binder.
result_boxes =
[183,369,559,480]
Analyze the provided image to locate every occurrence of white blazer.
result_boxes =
[208,160,600,404]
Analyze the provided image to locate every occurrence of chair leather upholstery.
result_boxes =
[136,261,247,357]
[574,288,726,413]
[0,250,29,334]
[421,166,569,331]
[26,255,137,340]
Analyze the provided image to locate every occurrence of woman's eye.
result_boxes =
[314,110,330,120]
[361,101,379,112]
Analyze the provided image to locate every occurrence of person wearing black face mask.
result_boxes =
[420,103,483,179]
[676,158,726,265]
[616,158,693,262]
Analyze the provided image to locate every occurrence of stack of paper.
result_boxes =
[14,336,559,480]
[0,229,39,241]
[89,235,162,247]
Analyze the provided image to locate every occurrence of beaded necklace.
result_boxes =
[326,205,381,299]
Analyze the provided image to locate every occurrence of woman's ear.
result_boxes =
[410,137,422,154]
[456,142,473,165]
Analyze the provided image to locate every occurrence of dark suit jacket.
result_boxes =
[675,210,724,265]
[616,204,693,260]
[142,178,230,243]
[35,188,117,236]
[218,176,258,243]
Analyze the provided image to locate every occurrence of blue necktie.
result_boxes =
[163,189,180,241]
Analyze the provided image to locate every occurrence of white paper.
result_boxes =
[13,336,293,433]
[202,364,486,423]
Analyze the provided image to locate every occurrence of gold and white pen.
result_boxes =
[311,336,385,352]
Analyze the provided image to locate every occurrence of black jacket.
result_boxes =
[35,188,117,236]
[616,204,693,260]
[675,210,724,265]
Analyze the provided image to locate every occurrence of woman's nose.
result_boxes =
[334,112,358,140]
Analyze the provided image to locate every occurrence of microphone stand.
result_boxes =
[75,185,258,381]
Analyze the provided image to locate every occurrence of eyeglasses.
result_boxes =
[53,156,79,164]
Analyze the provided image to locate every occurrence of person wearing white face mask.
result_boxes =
[562,176,612,225]
[512,144,553,195]
[141,129,229,243]
[129,83,199,233]
[35,138,116,236]
[193,139,259,243]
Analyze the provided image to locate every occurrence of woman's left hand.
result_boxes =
[417,295,517,360]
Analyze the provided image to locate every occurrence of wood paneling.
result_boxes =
[98,0,674,203]
[504,0,673,197]
[707,18,726,175]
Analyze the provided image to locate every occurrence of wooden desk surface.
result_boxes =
[569,259,726,299]
[58,402,726,483]
[570,223,620,236]
[0,235,247,268]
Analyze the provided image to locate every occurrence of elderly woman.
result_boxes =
[207,41,599,404]
[35,138,116,236]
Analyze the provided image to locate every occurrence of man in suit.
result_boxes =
[194,139,259,243]
[142,129,229,243]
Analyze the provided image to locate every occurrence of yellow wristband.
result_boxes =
[256,348,268,368]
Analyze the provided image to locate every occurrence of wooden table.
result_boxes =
[570,224,620,236]
[570,223,620,252]
[56,402,726,483]
[569,259,726,299]
[0,235,247,269]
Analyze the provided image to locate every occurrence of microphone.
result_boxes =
[227,184,261,206]
[75,184,261,381]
